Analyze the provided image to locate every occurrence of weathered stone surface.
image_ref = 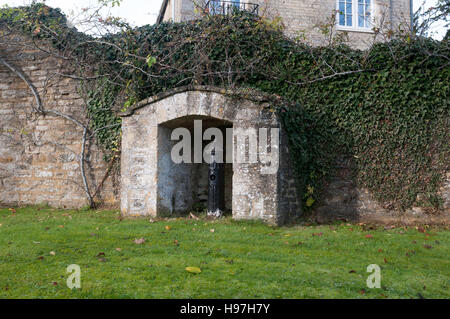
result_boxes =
[0,31,119,208]
[120,87,302,225]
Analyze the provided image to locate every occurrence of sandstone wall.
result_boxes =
[0,32,119,208]
[254,0,411,48]
[314,157,450,224]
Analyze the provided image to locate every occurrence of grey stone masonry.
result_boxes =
[0,30,119,208]
[119,86,302,225]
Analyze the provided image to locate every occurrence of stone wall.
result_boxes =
[0,31,119,208]
[313,157,450,224]
[253,0,411,48]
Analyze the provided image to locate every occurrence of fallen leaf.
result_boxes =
[134,238,145,244]
[49,251,55,256]
[98,258,107,262]
[0,224,2,227]
[359,289,366,295]
[384,257,388,263]
[58,225,64,228]
[174,239,179,245]
[365,234,373,238]
[378,249,383,253]
[37,256,44,260]
[115,248,122,251]
[96,252,105,257]
[185,266,201,274]
[423,244,432,249]
[52,282,58,286]
[210,229,215,233]
[165,225,171,231]
[9,208,16,214]
[312,232,323,237]
[189,213,199,220]
[349,270,356,273]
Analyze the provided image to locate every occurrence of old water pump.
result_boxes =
[207,148,224,218]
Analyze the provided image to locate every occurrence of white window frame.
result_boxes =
[336,0,375,33]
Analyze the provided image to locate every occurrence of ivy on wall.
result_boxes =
[1,4,448,211]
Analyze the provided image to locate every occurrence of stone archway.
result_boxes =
[119,86,301,225]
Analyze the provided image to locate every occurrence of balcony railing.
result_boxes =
[204,1,260,16]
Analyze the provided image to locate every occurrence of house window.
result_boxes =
[337,0,372,30]
[209,1,241,15]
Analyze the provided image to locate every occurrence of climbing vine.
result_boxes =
[1,3,448,211]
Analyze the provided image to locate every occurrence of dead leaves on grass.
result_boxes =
[134,238,146,244]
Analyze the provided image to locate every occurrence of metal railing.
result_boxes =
[204,1,260,16]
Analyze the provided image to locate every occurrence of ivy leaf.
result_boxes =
[146,55,156,68]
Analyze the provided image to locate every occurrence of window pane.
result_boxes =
[356,0,372,28]
[339,12,345,25]
[346,3,352,14]
[365,12,371,27]
[346,0,352,26]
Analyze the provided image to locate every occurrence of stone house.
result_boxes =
[157,0,413,49]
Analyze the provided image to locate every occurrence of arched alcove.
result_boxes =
[119,86,302,225]
[157,115,233,215]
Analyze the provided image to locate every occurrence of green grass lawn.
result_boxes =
[0,206,448,299]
